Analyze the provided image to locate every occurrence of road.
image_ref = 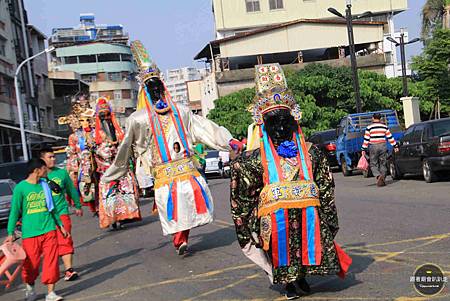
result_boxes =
[1,173,449,301]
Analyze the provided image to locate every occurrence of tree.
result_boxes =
[208,64,410,138]
[412,28,450,117]
[421,0,450,40]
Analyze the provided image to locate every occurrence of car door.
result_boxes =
[396,126,414,172]
[408,125,426,173]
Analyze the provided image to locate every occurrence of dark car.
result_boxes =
[390,118,450,183]
[308,129,338,168]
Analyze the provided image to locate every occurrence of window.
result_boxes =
[246,0,260,12]
[401,126,415,143]
[64,56,78,64]
[97,53,121,62]
[269,0,283,9]
[108,72,121,81]
[81,74,97,82]
[432,120,450,137]
[120,54,132,62]
[78,55,96,63]
[114,90,122,100]
[410,125,424,144]
[0,37,6,56]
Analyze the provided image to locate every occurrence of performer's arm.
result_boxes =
[101,117,136,182]
[310,145,339,239]
[64,169,82,210]
[190,112,233,151]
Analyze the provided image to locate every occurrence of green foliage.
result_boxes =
[208,63,414,138]
[412,29,450,117]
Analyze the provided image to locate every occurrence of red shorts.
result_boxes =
[57,214,74,256]
[22,231,59,285]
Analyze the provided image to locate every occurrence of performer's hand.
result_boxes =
[59,226,70,238]
[3,235,14,244]
[74,209,83,217]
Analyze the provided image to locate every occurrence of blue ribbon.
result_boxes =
[296,132,310,181]
[262,125,280,184]
[306,206,316,265]
[40,180,54,212]
[167,181,174,221]
[275,208,288,267]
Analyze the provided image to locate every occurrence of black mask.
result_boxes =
[99,111,117,142]
[263,109,298,146]
[144,77,165,104]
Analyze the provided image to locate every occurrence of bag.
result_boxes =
[357,155,369,171]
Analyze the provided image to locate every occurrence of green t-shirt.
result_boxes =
[47,167,81,216]
[7,180,62,238]
[194,144,206,166]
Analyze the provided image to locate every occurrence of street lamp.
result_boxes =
[387,29,420,97]
[14,46,55,161]
[328,0,372,113]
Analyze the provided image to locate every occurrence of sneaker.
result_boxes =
[45,291,63,301]
[296,278,311,294]
[25,284,37,301]
[64,268,79,281]
[285,282,299,300]
[177,242,188,256]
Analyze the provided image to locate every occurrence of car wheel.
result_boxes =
[341,158,352,177]
[389,159,402,180]
[423,159,437,183]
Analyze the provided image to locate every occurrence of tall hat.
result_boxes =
[249,63,301,125]
[94,97,124,145]
[131,40,161,85]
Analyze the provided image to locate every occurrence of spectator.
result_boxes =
[361,113,399,187]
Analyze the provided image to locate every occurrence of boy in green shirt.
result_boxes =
[4,158,68,301]
[40,148,83,281]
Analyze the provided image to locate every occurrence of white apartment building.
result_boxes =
[164,67,203,104]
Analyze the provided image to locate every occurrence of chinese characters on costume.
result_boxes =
[230,64,352,299]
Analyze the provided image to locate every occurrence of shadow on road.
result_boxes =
[189,227,236,253]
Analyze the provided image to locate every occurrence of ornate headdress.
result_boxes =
[94,97,124,144]
[58,100,95,131]
[249,63,301,124]
[131,40,161,85]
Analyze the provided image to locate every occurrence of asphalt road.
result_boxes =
[1,172,449,301]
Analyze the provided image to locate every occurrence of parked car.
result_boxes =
[54,148,68,170]
[205,150,221,177]
[0,179,15,224]
[307,129,338,168]
[390,118,450,183]
[336,110,403,177]
[0,161,28,183]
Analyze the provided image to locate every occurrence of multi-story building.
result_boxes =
[0,0,54,162]
[164,67,203,104]
[195,0,409,104]
[49,14,138,125]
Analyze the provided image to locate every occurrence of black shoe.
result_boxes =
[296,278,311,294]
[285,283,299,300]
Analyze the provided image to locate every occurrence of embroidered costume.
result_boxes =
[94,97,141,228]
[230,64,351,289]
[101,41,234,251]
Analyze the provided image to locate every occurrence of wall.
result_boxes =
[213,0,407,33]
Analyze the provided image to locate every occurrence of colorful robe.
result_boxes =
[95,137,141,228]
[101,104,232,235]
[230,145,342,284]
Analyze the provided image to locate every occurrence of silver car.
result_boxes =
[0,179,15,224]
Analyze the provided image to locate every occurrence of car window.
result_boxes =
[402,126,415,143]
[431,120,450,137]
[0,182,13,197]
[205,151,219,159]
[410,125,424,144]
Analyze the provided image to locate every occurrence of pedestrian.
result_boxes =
[4,158,69,301]
[361,113,399,187]
[218,157,224,177]
[40,147,83,281]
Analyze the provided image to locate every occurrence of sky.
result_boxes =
[24,0,425,72]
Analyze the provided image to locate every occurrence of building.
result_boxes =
[164,67,203,104]
[195,0,409,111]
[49,14,138,125]
[0,0,55,163]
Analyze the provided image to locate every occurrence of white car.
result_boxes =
[205,150,230,178]
[0,179,15,224]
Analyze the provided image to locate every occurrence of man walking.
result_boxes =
[4,158,68,301]
[362,113,399,187]
[40,148,83,281]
